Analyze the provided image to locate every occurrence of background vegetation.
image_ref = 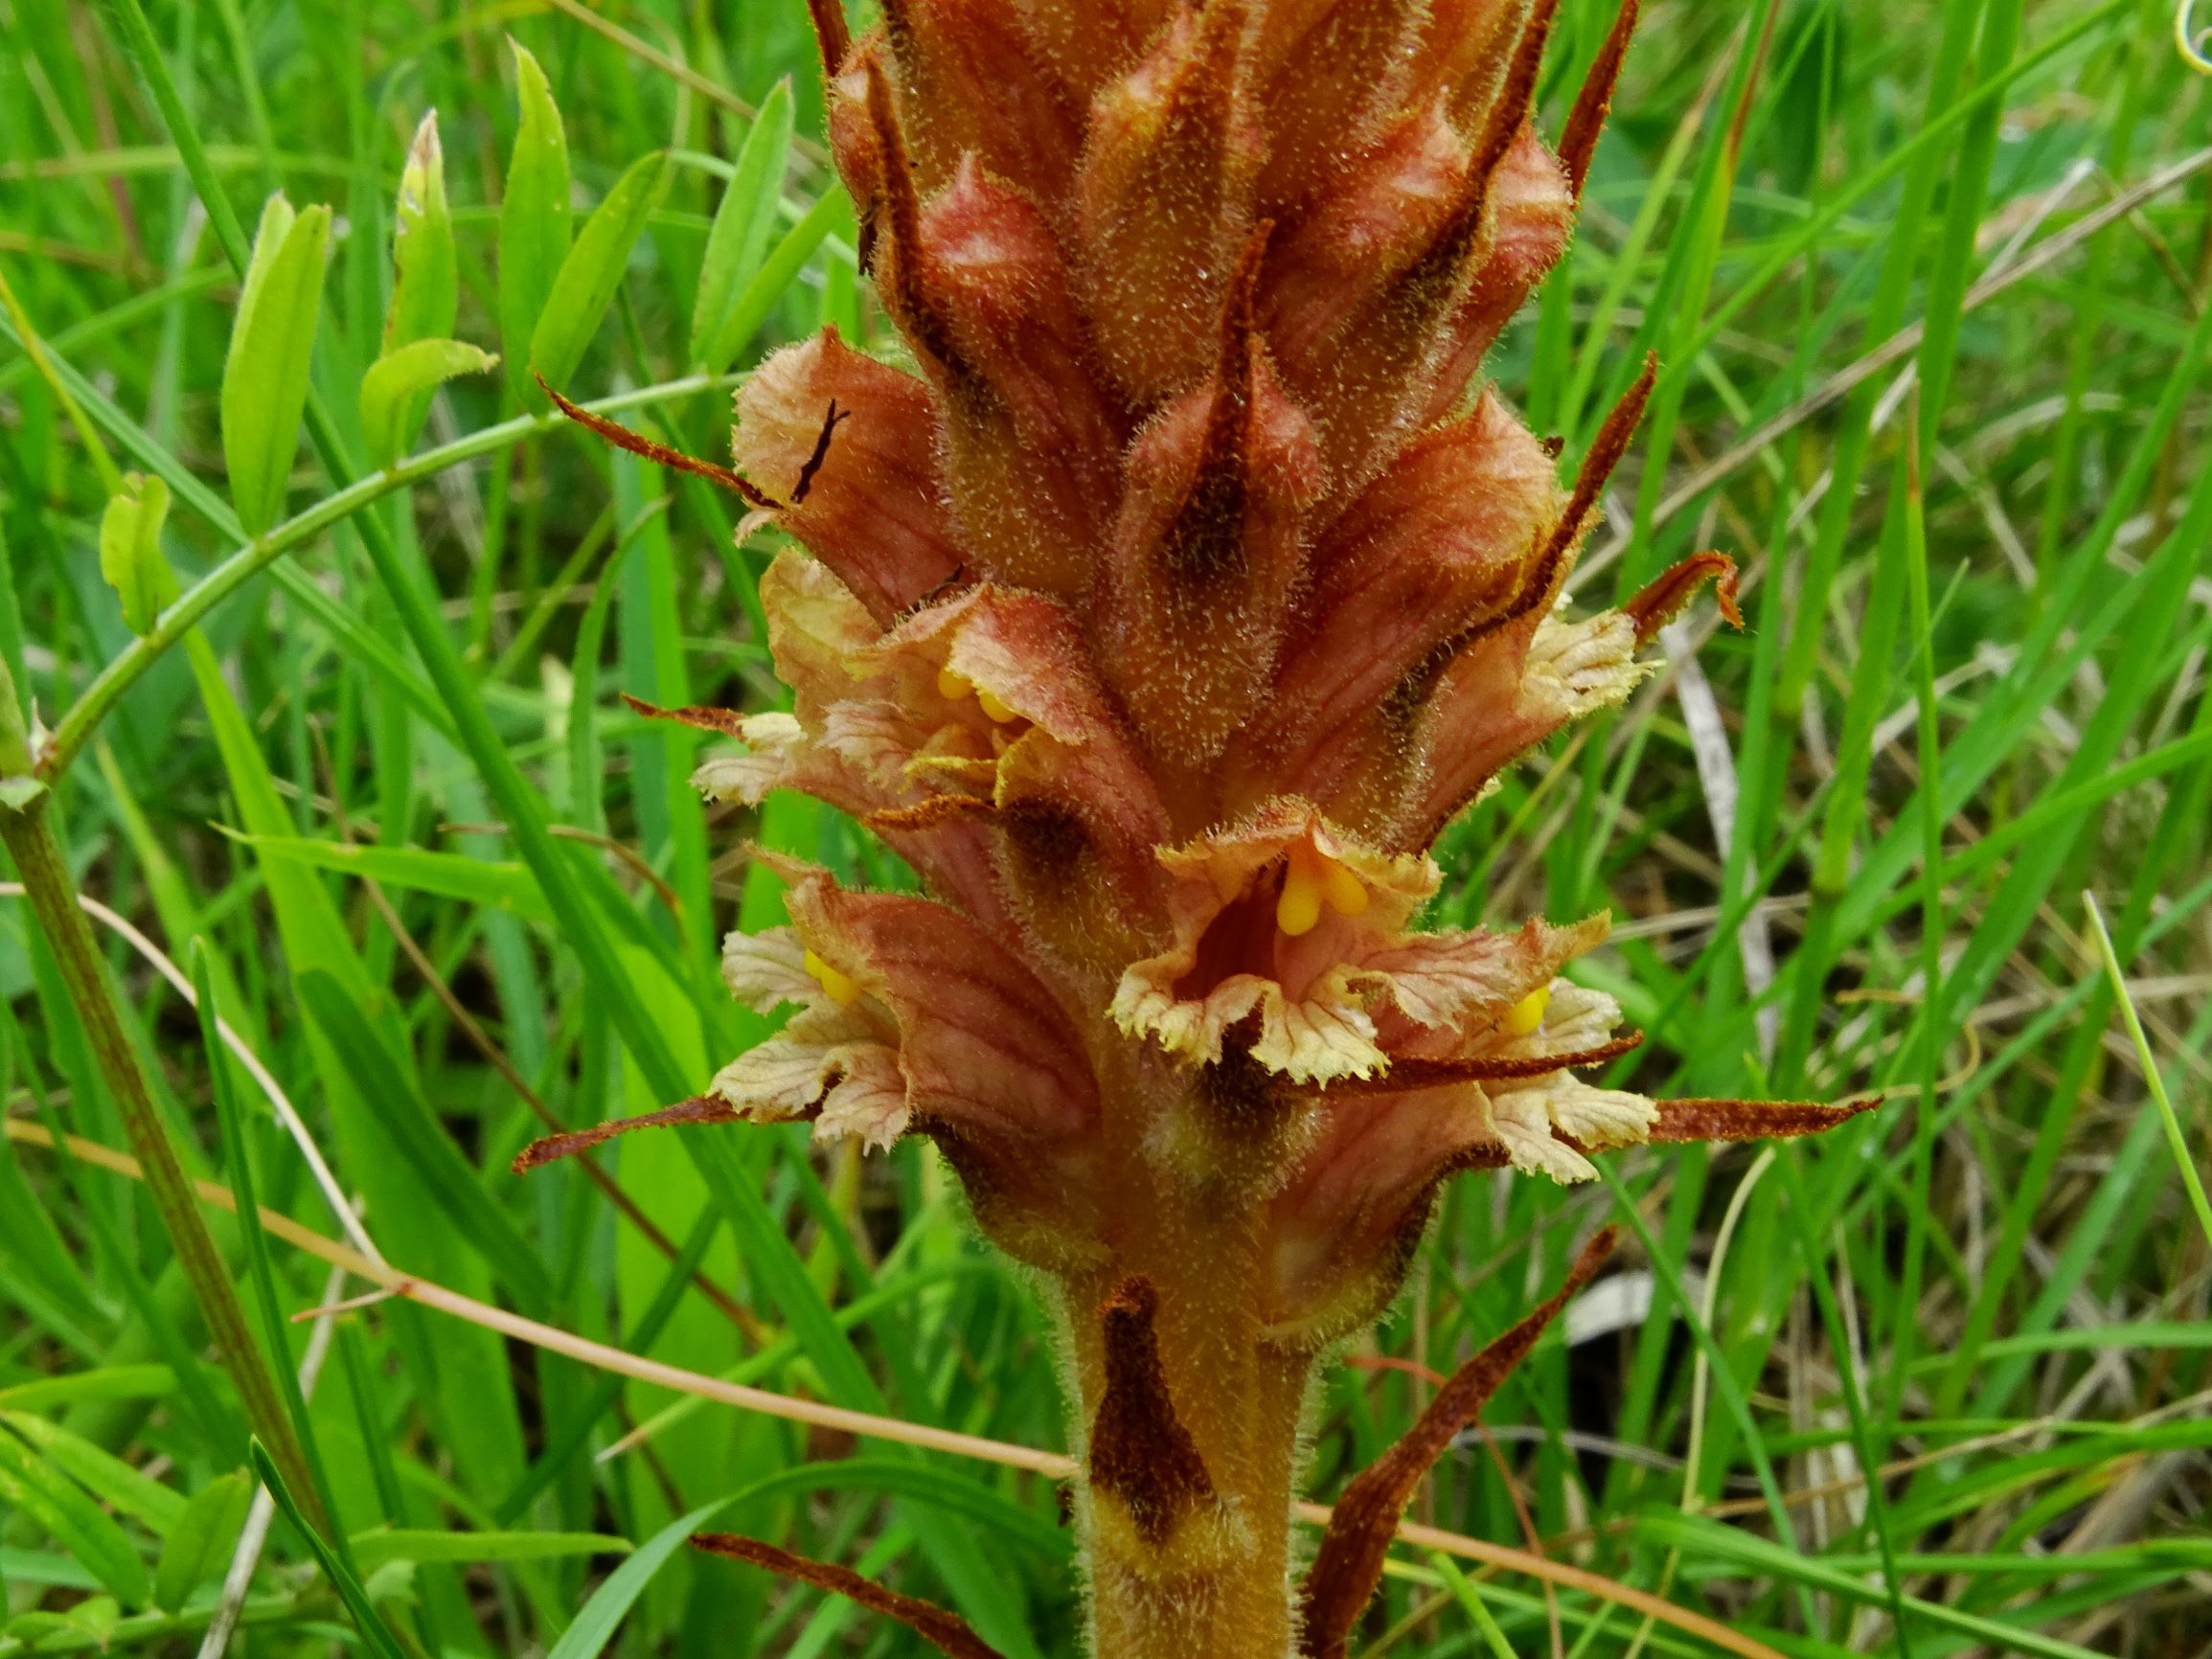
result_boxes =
[1,0,2209,1654]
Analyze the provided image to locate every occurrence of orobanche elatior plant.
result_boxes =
[528,0,1865,1651]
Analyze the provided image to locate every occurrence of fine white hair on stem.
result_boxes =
[0,882,385,1266]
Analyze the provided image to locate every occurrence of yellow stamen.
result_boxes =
[936,667,972,701]
[1320,859,1369,917]
[1504,985,1550,1037]
[1277,845,1324,937]
[975,687,1019,724]
[803,948,862,1007]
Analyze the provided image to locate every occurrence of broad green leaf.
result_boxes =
[691,79,792,371]
[359,338,498,468]
[97,472,177,635]
[247,1441,408,1659]
[0,1366,172,1414]
[703,187,843,375]
[384,110,455,354]
[543,1498,733,1659]
[378,110,459,455]
[220,194,331,534]
[499,40,571,400]
[349,1529,630,1572]
[236,832,549,921]
[151,1472,251,1611]
[1,1412,184,1534]
[528,149,669,396]
[0,1423,152,1608]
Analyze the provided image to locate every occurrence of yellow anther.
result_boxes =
[975,687,1019,724]
[1504,986,1550,1037]
[1276,844,1324,937]
[1320,859,1369,917]
[803,948,862,1007]
[936,668,972,701]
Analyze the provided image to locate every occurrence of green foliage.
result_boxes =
[96,471,175,634]
[357,337,498,468]
[2,2,2208,1657]
[498,38,573,402]
[218,194,330,534]
[530,149,672,396]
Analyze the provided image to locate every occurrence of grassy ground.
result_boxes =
[2,0,2209,1655]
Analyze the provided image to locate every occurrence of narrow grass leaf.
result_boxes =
[247,1439,408,1659]
[0,1411,184,1534]
[528,150,670,396]
[349,1530,631,1572]
[2083,893,2212,1254]
[379,109,458,453]
[150,1471,251,1611]
[543,1497,735,1659]
[233,831,548,920]
[295,971,556,1310]
[384,110,456,354]
[704,187,843,375]
[693,79,793,371]
[0,1422,153,1608]
[499,39,572,401]
[0,1367,172,1413]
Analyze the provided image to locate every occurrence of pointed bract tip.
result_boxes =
[1477,0,1562,174]
[1559,0,1640,197]
[860,57,963,375]
[1298,1223,1616,1657]
[691,1534,1006,1659]
[806,0,853,74]
[511,1096,742,1174]
[537,374,780,508]
[1647,1094,1879,1144]
[1626,550,1741,647]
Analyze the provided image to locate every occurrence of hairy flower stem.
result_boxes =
[1050,1053,1323,1658]
[0,663,321,1524]
[1065,1269,1313,1658]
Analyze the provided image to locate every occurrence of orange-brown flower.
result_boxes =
[529,2,1848,1651]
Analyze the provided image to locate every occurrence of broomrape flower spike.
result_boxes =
[527,0,1868,1650]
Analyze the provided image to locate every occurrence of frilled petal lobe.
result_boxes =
[1113,805,1484,1082]
[709,859,1103,1160]
[735,330,962,625]
[1412,608,1644,840]
[712,928,914,1150]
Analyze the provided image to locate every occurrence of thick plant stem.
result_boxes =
[1069,1302,1313,1659]
[0,668,321,1524]
[1051,1055,1331,1659]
